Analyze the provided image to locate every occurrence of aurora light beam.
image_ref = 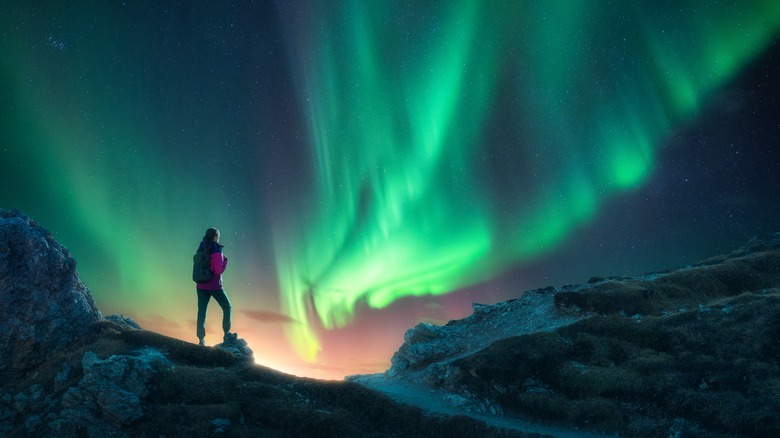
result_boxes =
[274,1,780,360]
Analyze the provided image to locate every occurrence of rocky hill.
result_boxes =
[352,232,780,437]
[2,208,779,437]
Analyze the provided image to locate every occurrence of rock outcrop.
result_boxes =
[0,209,102,370]
[49,348,172,436]
[215,337,255,363]
[0,346,173,437]
[388,287,582,379]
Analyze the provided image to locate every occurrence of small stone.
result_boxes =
[212,418,231,434]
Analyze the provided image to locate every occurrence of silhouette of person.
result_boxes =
[195,227,237,346]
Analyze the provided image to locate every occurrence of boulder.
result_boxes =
[50,348,171,436]
[0,209,102,369]
[104,314,142,330]
[390,322,455,373]
[215,337,255,363]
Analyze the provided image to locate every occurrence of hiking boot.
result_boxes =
[198,338,205,346]
[223,332,238,342]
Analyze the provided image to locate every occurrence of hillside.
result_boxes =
[353,233,780,437]
[2,208,779,437]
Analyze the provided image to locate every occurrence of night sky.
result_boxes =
[1,1,779,379]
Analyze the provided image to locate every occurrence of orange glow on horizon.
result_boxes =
[130,310,393,381]
[96,280,476,381]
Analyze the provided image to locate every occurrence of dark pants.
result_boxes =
[196,288,232,339]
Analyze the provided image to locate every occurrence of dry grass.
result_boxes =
[449,240,780,436]
[555,250,780,318]
[452,288,780,436]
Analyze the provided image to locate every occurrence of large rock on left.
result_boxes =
[0,209,102,370]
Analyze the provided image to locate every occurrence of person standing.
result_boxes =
[195,227,237,346]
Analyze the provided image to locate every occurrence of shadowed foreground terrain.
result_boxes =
[1,207,779,437]
[0,324,530,437]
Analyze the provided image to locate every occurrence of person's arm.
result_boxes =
[211,252,227,275]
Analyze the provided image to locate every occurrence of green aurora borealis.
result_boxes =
[274,1,780,360]
[1,1,779,375]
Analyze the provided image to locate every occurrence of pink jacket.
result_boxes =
[197,242,228,290]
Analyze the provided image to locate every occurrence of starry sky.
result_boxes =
[1,1,779,379]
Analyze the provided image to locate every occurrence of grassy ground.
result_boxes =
[449,244,780,437]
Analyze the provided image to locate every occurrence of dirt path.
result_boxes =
[351,375,613,438]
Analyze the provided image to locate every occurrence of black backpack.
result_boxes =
[192,247,213,283]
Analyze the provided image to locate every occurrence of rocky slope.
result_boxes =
[352,233,780,437]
